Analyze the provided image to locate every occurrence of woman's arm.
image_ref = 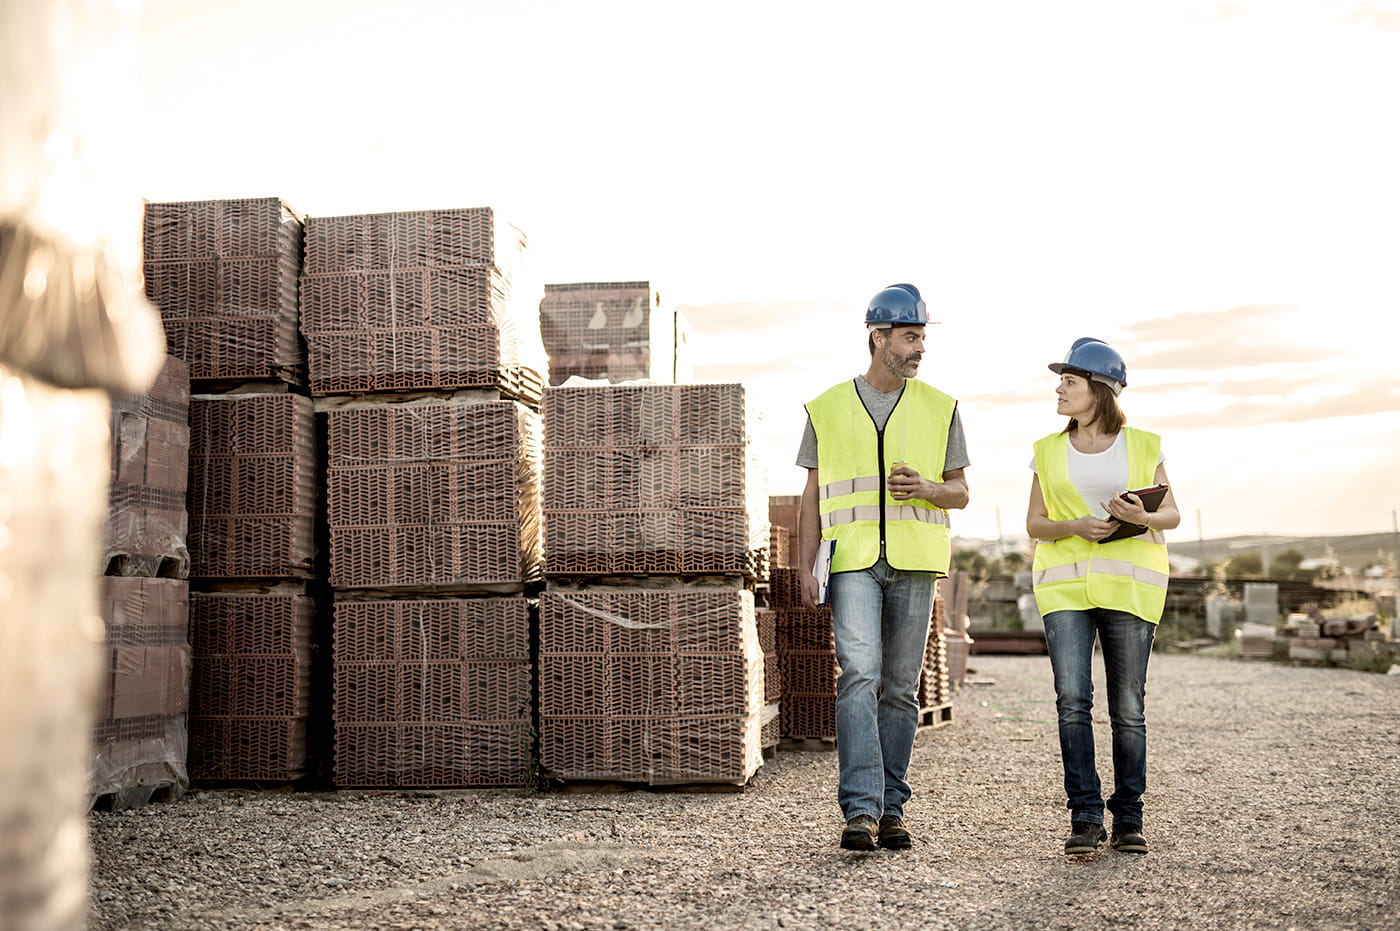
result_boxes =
[1026,473,1117,542]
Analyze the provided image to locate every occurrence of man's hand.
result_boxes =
[800,569,821,608]
[887,465,927,501]
[889,465,968,509]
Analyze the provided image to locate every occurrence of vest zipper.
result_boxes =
[876,427,887,558]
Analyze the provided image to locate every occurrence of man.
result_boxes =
[797,282,970,851]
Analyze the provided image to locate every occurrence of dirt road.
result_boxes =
[89,652,1400,930]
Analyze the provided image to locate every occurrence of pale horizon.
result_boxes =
[131,0,1400,542]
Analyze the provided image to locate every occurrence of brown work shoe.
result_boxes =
[878,815,913,850]
[1064,820,1107,854]
[840,814,879,851]
[1110,822,1148,854]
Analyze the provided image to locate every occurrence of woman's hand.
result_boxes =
[1028,474,1115,542]
[1072,515,1119,543]
[1103,491,1151,528]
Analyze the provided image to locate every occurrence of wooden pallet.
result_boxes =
[552,778,750,794]
[777,737,837,752]
[919,703,954,729]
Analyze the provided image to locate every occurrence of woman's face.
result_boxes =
[1056,372,1097,422]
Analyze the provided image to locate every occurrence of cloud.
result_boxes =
[1115,303,1347,372]
[694,360,791,382]
[1138,372,1317,398]
[1133,341,1335,371]
[1342,1,1400,31]
[1148,377,1400,428]
[962,388,1049,407]
[679,301,850,337]
[1122,303,1297,343]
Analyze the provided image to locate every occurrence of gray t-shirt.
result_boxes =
[795,375,969,471]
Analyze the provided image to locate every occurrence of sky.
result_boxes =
[127,0,1400,543]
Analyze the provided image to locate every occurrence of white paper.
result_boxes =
[813,539,835,607]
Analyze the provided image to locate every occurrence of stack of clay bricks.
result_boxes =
[768,567,838,739]
[144,197,305,385]
[143,197,321,784]
[537,281,691,386]
[105,356,192,580]
[767,566,956,739]
[1280,605,1387,665]
[919,599,953,723]
[766,495,800,578]
[307,207,544,788]
[941,570,972,689]
[763,496,829,740]
[538,383,769,785]
[300,207,544,399]
[1237,622,1279,660]
[92,356,193,808]
[540,384,767,578]
[756,495,801,742]
[755,608,781,748]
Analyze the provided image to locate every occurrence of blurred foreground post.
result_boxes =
[0,370,113,929]
[0,0,164,927]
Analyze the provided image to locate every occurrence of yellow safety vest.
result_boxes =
[1031,428,1170,623]
[806,379,956,574]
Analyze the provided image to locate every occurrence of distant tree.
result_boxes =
[1271,548,1306,578]
[1230,551,1264,577]
[1001,551,1027,572]
[952,548,990,579]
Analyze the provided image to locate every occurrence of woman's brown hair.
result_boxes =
[1060,369,1125,435]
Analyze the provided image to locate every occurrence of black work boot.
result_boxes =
[1064,820,1107,854]
[878,814,913,850]
[1110,822,1148,854]
[840,814,879,851]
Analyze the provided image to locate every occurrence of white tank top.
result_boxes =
[1029,432,1163,519]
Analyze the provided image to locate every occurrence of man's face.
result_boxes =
[878,325,926,379]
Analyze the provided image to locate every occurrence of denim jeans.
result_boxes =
[1043,608,1156,827]
[830,559,935,821]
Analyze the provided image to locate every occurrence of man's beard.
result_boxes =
[883,352,920,379]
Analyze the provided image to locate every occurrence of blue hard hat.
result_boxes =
[866,283,928,327]
[1048,337,1127,395]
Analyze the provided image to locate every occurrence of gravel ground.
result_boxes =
[89,653,1400,930]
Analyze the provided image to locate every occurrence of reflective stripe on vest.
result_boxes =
[806,378,956,574]
[821,504,952,531]
[1032,554,1169,590]
[819,476,883,499]
[1031,427,1170,623]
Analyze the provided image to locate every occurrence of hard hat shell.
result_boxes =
[1048,337,1127,395]
[866,283,928,327]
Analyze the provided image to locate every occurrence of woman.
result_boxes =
[1025,337,1180,856]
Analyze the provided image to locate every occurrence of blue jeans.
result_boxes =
[1043,608,1156,827]
[830,559,935,821]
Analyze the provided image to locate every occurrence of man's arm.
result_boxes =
[798,467,821,607]
[925,467,968,509]
[888,465,969,509]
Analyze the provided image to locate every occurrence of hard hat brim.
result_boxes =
[1049,362,1125,395]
